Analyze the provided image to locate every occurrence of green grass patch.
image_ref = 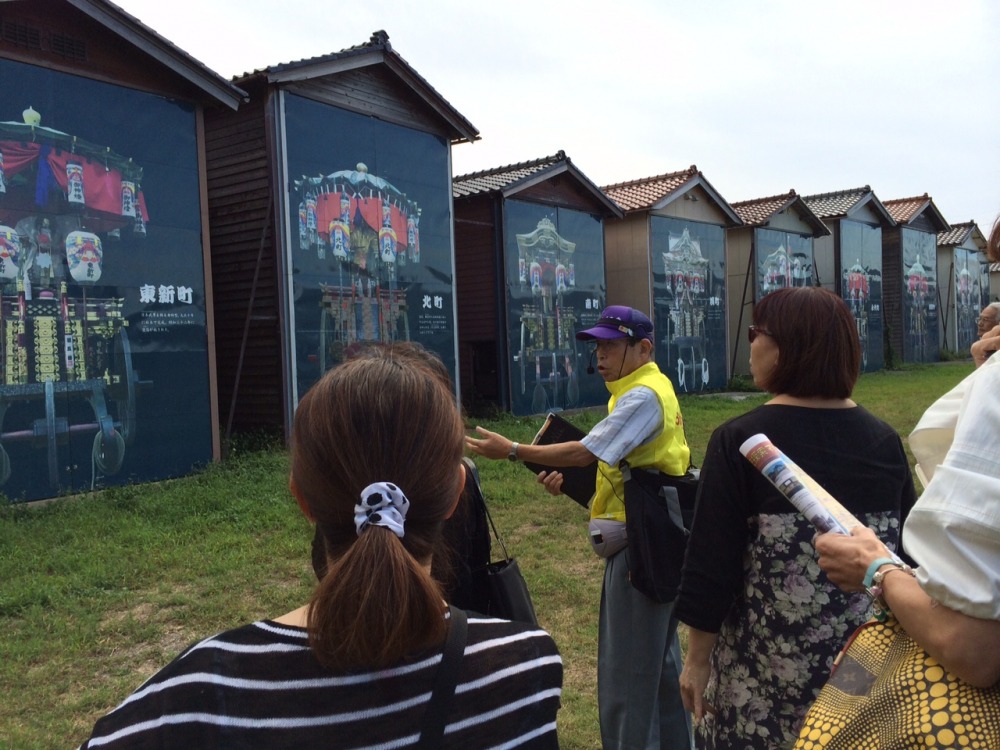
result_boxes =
[0,361,973,749]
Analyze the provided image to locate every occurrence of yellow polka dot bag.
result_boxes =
[795,617,1000,749]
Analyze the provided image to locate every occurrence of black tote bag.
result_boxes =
[463,458,539,626]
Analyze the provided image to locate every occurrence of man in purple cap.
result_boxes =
[467,305,692,750]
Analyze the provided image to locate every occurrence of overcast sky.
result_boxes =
[118,0,999,234]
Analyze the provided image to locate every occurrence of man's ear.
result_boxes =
[444,462,467,520]
[289,475,315,522]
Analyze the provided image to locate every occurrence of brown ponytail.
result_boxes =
[291,347,464,670]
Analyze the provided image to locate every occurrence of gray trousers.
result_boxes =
[598,549,693,750]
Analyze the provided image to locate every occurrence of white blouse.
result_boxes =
[905,355,1000,620]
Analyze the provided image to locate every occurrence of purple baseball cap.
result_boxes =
[576,305,654,343]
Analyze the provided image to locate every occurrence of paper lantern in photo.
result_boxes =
[306,195,319,258]
[330,219,350,259]
[330,195,351,259]
[65,230,103,284]
[406,211,420,263]
[121,179,136,218]
[378,200,398,263]
[298,201,308,250]
[133,209,146,237]
[66,162,85,205]
[0,226,21,280]
[556,263,568,292]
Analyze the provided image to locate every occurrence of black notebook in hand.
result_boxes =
[522,413,596,509]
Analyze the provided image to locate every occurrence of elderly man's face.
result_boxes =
[978,309,999,336]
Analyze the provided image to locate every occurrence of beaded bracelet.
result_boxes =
[865,563,915,621]
[862,556,898,588]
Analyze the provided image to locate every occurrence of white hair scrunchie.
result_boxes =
[354,482,410,538]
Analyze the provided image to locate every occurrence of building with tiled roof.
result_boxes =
[802,186,896,372]
[601,167,741,393]
[204,30,478,435]
[453,154,556,196]
[937,221,985,249]
[935,221,989,352]
[726,191,830,377]
[0,0,250,503]
[452,151,621,415]
[602,166,700,212]
[881,195,950,364]
[453,150,621,215]
[884,194,948,227]
[240,30,478,145]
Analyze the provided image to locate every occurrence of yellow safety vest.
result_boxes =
[591,361,690,521]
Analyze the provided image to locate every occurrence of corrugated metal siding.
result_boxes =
[205,95,284,434]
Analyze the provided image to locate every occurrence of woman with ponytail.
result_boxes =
[80,344,563,749]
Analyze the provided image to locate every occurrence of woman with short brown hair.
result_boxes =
[675,287,916,750]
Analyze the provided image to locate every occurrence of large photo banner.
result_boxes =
[503,200,607,416]
[651,217,726,394]
[839,220,884,372]
[901,228,938,363]
[755,229,815,298]
[953,247,982,353]
[0,59,213,502]
[282,95,456,403]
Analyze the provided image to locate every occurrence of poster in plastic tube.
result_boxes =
[739,433,904,564]
[739,432,860,534]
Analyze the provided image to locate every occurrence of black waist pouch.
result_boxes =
[621,463,697,603]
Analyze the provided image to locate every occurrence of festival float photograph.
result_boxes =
[0,59,215,502]
[281,94,457,403]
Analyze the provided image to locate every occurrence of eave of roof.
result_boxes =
[883,194,950,233]
[731,189,830,236]
[601,166,742,226]
[453,151,566,196]
[68,0,248,109]
[802,185,896,227]
[453,151,623,218]
[241,31,478,144]
[938,221,986,249]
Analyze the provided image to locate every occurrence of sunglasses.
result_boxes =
[747,325,774,344]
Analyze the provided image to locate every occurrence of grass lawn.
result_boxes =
[0,361,973,749]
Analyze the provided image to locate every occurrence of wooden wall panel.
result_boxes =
[286,67,445,136]
[454,195,501,410]
[604,214,651,313]
[0,0,213,103]
[881,228,903,363]
[515,179,599,213]
[204,94,284,435]
[726,228,754,377]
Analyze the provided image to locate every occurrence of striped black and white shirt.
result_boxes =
[79,612,562,749]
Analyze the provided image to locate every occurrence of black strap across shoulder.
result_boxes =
[416,605,468,749]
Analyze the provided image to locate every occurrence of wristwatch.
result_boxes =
[507,442,519,462]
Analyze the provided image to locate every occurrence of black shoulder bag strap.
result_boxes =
[462,456,507,561]
[417,605,468,749]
